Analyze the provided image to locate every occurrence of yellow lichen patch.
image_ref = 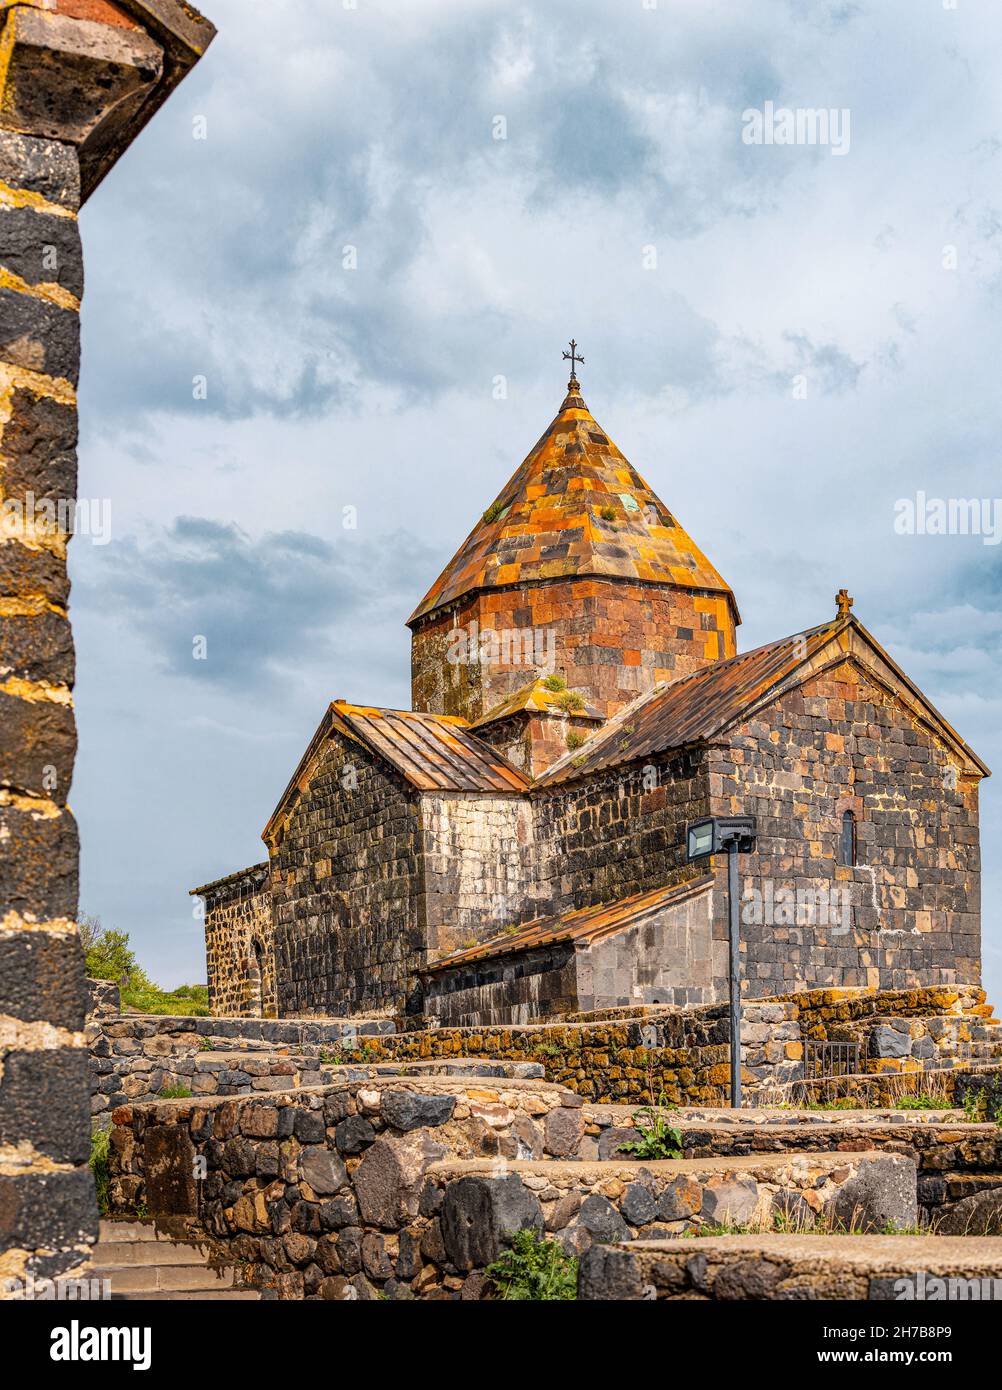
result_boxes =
[0,675,72,704]
[0,266,79,313]
[0,788,62,819]
[0,361,75,406]
[0,594,66,619]
[0,178,77,220]
[0,911,77,937]
[0,1016,86,1052]
[0,521,70,560]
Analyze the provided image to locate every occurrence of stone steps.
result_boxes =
[93,1220,260,1302]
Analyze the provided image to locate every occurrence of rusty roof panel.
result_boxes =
[333,703,529,793]
[536,620,844,786]
[421,875,715,974]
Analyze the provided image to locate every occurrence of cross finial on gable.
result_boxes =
[836,587,854,620]
[562,338,584,389]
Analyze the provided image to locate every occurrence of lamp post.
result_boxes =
[686,815,758,1108]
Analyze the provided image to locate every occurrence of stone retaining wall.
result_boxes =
[658,1110,1002,1226]
[105,1079,916,1300]
[88,1003,803,1109]
[92,1046,543,1115]
[338,1002,803,1104]
[579,1233,1002,1300]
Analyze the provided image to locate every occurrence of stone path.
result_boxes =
[579,1232,1002,1299]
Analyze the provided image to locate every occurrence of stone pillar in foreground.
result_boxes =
[0,0,214,1293]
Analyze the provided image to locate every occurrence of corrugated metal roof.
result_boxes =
[263,702,529,846]
[421,874,715,974]
[408,383,737,626]
[332,703,529,793]
[536,614,991,786]
[536,620,845,785]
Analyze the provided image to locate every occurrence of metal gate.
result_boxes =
[804,1040,861,1078]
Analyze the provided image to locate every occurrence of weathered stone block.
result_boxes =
[440,1173,543,1271]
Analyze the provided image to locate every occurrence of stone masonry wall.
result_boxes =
[200,864,275,1018]
[271,733,423,1017]
[339,1001,803,1103]
[410,577,737,724]
[709,660,982,996]
[530,753,712,924]
[0,123,94,1294]
[419,791,535,959]
[0,0,214,1296]
[105,1080,912,1299]
[422,942,580,1027]
[423,880,719,1026]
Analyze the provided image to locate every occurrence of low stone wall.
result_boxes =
[579,1233,1002,1300]
[783,1062,1002,1110]
[342,1002,803,1104]
[418,1150,915,1276]
[650,1109,1002,1227]
[88,1003,803,1110]
[92,1046,544,1114]
[786,986,992,1039]
[105,1079,917,1300]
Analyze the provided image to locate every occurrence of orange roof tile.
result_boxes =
[408,382,737,626]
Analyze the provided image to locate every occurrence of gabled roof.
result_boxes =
[408,379,737,626]
[420,875,715,975]
[190,862,269,900]
[535,614,990,787]
[471,677,604,729]
[263,702,529,846]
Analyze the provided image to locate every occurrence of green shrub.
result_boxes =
[541,674,566,692]
[896,1093,943,1110]
[81,913,209,1015]
[158,1085,192,1100]
[566,732,585,751]
[90,1127,111,1216]
[485,1230,577,1300]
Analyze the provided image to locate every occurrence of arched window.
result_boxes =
[840,810,857,867]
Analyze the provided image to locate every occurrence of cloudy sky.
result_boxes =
[72,0,1002,997]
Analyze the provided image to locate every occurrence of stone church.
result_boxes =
[194,361,989,1026]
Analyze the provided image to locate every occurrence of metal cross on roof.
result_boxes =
[563,339,584,382]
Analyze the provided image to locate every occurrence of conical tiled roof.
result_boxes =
[408,379,738,626]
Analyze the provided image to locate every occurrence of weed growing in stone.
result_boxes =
[158,1085,193,1099]
[896,1093,945,1110]
[90,1126,111,1216]
[618,1093,683,1160]
[484,1230,578,1300]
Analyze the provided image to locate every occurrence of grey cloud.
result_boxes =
[87,517,436,694]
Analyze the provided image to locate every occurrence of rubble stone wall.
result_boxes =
[106,1080,913,1300]
[714,661,982,997]
[200,864,274,1018]
[271,733,423,1017]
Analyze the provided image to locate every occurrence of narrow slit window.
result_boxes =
[841,810,857,867]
